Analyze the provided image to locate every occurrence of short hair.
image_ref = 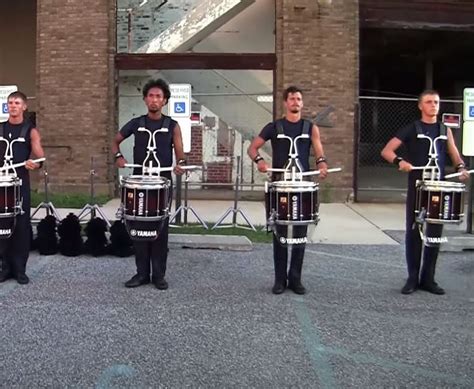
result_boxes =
[7,91,28,102]
[418,89,439,103]
[142,79,171,101]
[283,86,303,101]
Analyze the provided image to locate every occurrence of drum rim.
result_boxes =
[270,181,318,191]
[417,180,465,189]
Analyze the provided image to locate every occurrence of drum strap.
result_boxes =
[139,115,171,131]
[414,120,446,137]
[0,122,30,139]
[275,119,312,136]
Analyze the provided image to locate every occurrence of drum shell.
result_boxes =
[120,175,170,220]
[415,180,465,224]
[265,181,319,225]
[0,175,22,218]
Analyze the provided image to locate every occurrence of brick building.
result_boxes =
[1,0,473,201]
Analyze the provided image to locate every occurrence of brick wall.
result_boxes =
[276,0,359,201]
[36,0,116,195]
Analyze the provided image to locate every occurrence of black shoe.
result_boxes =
[288,281,306,295]
[419,282,445,295]
[0,272,13,283]
[401,279,418,295]
[153,277,168,290]
[124,274,150,288]
[16,274,30,285]
[272,281,286,294]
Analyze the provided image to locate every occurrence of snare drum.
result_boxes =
[0,175,22,239]
[265,180,319,226]
[415,180,465,224]
[120,175,171,241]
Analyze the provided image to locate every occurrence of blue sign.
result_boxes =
[174,102,186,114]
[470,106,474,117]
[1,103,7,114]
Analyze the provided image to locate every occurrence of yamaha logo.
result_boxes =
[129,229,157,238]
[0,228,12,236]
[279,236,307,245]
[139,192,144,198]
[291,195,298,220]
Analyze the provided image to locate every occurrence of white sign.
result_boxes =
[0,85,18,121]
[169,83,191,118]
[174,117,192,153]
[168,83,192,153]
[463,88,474,121]
[462,121,474,156]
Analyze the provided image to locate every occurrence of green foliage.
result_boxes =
[170,224,273,243]
[30,191,111,208]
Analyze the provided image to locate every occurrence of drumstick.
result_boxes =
[445,169,474,179]
[267,167,342,175]
[0,157,46,172]
[300,167,342,176]
[124,164,202,172]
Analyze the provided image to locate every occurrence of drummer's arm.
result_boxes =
[248,136,268,173]
[311,124,328,178]
[112,132,127,168]
[26,128,45,170]
[381,137,412,173]
[446,128,468,180]
[173,124,185,175]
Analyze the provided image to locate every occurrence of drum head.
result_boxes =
[270,180,318,193]
[417,180,465,192]
[122,175,169,189]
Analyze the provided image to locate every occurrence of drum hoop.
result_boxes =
[122,175,170,190]
[270,181,318,192]
[417,180,465,191]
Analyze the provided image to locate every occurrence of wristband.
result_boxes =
[316,157,327,165]
[455,163,466,172]
[114,152,123,160]
[392,156,403,166]
[254,155,264,164]
[178,159,187,165]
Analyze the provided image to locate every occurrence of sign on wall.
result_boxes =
[0,85,18,121]
[463,88,474,156]
[169,83,192,153]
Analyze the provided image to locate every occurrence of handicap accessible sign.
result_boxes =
[169,84,191,118]
[0,85,18,121]
[463,88,474,121]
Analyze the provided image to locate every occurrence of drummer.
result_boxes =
[381,89,469,295]
[247,86,329,295]
[0,91,45,285]
[112,79,185,290]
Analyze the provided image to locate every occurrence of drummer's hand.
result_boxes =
[174,164,185,175]
[318,162,328,179]
[115,156,127,168]
[459,169,470,182]
[257,160,268,173]
[399,160,413,173]
[25,159,40,170]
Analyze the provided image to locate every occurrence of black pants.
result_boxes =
[133,219,169,280]
[0,183,31,277]
[272,225,308,284]
[405,184,443,284]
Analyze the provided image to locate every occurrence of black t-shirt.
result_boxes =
[259,118,313,171]
[395,120,447,181]
[120,114,177,178]
[0,120,34,180]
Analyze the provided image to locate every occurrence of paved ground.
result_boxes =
[1,243,472,388]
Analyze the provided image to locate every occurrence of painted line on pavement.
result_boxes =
[306,249,405,269]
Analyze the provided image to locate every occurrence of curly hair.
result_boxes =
[142,79,171,102]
